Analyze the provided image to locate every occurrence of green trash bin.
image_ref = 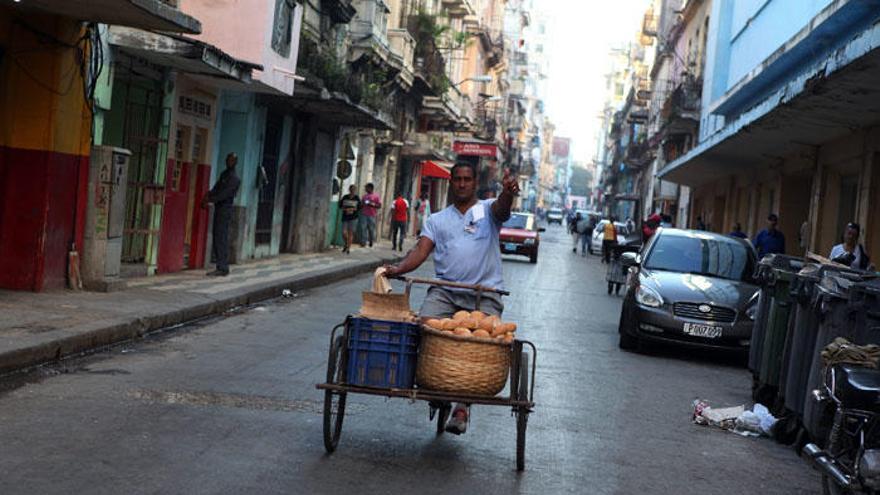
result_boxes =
[754,254,805,405]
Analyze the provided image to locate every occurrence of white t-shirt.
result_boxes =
[830,244,864,269]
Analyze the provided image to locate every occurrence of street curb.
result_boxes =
[0,254,402,377]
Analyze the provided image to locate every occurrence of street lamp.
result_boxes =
[452,75,493,87]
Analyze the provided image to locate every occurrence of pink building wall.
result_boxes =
[179,0,302,95]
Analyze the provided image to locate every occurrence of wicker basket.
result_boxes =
[416,327,511,395]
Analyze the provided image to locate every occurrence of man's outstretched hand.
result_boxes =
[501,168,520,197]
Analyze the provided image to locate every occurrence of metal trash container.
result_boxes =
[779,263,820,414]
[802,270,873,442]
[749,264,776,376]
[781,264,821,416]
[850,278,880,345]
[782,265,870,417]
[752,254,806,404]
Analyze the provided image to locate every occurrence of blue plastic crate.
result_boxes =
[346,317,420,389]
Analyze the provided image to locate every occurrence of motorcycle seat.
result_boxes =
[833,364,880,409]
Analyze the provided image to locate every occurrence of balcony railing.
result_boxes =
[350,0,390,51]
[388,28,415,86]
[441,0,476,18]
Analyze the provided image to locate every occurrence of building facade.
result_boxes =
[658,0,880,262]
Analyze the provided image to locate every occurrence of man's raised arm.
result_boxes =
[491,168,520,223]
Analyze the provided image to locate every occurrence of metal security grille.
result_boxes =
[673,303,736,323]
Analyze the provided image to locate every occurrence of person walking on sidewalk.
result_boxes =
[754,213,786,258]
[383,163,519,435]
[340,185,360,254]
[602,219,618,264]
[201,152,241,276]
[390,193,409,251]
[576,213,591,256]
[413,191,431,237]
[359,183,381,247]
[570,211,582,253]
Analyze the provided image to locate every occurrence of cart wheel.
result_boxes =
[323,334,347,454]
[516,352,530,472]
[435,402,452,436]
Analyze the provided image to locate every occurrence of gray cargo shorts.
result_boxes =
[419,286,504,319]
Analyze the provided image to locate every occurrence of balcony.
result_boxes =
[388,29,416,89]
[624,139,654,169]
[350,0,390,63]
[442,0,475,18]
[478,28,504,68]
[661,78,702,122]
[462,14,480,32]
[324,0,357,24]
[408,14,449,96]
[15,0,201,33]
[401,131,456,161]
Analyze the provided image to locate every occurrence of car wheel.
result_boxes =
[529,250,538,264]
[618,306,639,351]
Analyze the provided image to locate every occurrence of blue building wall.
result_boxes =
[700,0,880,141]
[726,0,831,91]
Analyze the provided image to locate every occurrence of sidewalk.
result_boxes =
[0,242,404,375]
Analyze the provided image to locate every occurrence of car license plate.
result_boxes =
[504,242,518,251]
[683,322,722,338]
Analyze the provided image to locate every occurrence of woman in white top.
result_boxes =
[829,222,873,271]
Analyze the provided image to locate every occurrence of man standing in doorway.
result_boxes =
[753,213,786,258]
[340,185,360,254]
[201,152,241,276]
[390,193,409,251]
[359,183,381,247]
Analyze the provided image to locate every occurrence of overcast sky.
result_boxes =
[541,0,651,164]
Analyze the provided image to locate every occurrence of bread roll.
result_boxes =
[500,322,517,333]
[472,329,491,339]
[458,317,478,329]
[425,318,443,329]
[453,310,470,321]
[470,310,486,322]
[502,333,514,344]
[441,318,459,330]
[490,323,508,337]
[478,316,497,332]
[453,327,472,337]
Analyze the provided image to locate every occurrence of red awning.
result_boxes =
[421,160,452,180]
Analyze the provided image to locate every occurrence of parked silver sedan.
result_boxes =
[617,228,760,352]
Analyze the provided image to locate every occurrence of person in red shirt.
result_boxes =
[390,193,409,251]
[642,213,662,242]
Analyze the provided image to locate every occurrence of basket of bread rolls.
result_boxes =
[415,310,518,396]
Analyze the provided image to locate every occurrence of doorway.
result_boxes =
[256,112,283,246]
[103,63,169,275]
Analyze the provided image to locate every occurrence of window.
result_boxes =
[645,233,755,282]
[502,213,534,230]
[271,0,296,57]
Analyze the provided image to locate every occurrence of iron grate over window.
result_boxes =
[673,303,736,323]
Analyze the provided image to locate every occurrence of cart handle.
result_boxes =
[388,275,511,296]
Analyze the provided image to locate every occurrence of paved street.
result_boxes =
[0,225,819,494]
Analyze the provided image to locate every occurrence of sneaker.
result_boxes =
[445,407,468,435]
[206,270,228,277]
